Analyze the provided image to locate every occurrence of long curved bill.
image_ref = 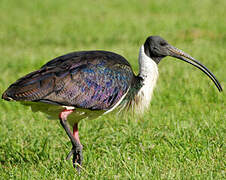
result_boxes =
[167,45,223,92]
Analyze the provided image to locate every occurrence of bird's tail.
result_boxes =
[2,68,55,102]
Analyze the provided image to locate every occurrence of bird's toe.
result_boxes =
[66,145,83,172]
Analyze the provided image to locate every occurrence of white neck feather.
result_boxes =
[134,45,159,113]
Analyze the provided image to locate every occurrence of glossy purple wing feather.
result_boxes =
[3,51,135,110]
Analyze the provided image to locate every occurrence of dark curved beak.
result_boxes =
[167,45,223,92]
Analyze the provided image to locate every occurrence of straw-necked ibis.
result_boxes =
[2,36,222,172]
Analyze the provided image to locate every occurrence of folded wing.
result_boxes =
[3,51,135,110]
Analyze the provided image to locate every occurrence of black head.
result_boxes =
[144,36,170,64]
[143,36,223,92]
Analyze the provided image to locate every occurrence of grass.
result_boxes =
[0,0,225,179]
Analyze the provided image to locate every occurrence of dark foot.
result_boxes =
[59,110,83,172]
[66,145,83,172]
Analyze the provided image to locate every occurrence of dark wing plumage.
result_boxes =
[2,51,135,110]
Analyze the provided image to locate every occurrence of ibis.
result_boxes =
[2,36,223,172]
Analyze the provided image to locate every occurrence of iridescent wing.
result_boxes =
[3,51,135,110]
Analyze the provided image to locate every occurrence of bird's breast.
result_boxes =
[134,71,159,114]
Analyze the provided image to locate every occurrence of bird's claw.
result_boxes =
[66,145,83,172]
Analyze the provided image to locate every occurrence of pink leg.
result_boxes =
[59,109,74,120]
[59,109,83,172]
[73,123,83,149]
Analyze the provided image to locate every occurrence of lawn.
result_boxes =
[0,0,225,179]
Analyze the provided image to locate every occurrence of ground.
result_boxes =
[0,0,225,179]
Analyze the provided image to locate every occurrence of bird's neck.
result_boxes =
[134,45,159,113]
[138,45,158,79]
[110,46,159,115]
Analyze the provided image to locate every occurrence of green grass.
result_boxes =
[0,0,225,179]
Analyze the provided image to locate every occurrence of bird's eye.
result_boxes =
[160,41,167,46]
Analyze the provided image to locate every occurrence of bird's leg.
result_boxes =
[59,109,83,172]
[73,123,83,149]
[69,123,83,168]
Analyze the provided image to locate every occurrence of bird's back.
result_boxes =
[2,50,136,112]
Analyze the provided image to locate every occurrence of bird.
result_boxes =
[2,36,223,172]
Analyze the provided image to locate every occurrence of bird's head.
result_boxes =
[143,36,223,92]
